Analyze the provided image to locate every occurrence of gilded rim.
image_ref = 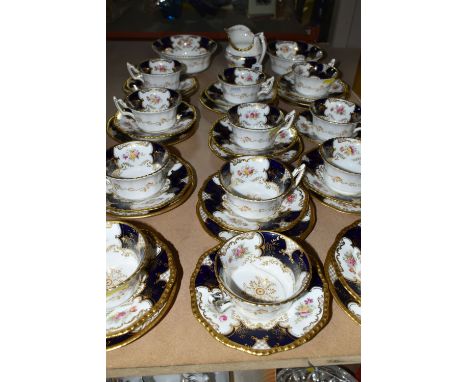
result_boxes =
[301,146,361,208]
[106,225,178,339]
[318,138,361,176]
[196,200,317,242]
[200,81,279,115]
[106,156,196,218]
[112,101,198,141]
[198,171,309,233]
[278,76,349,108]
[324,251,360,325]
[189,242,331,356]
[327,220,361,302]
[209,116,299,157]
[208,135,304,164]
[106,220,152,296]
[122,76,199,98]
[310,194,361,215]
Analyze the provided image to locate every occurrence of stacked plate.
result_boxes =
[325,221,361,325]
[106,221,179,350]
[106,141,196,218]
[190,231,330,355]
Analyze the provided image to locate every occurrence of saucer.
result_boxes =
[301,148,361,214]
[107,101,197,145]
[209,134,303,164]
[210,116,299,157]
[123,76,199,98]
[278,72,349,108]
[199,172,310,233]
[197,201,316,242]
[107,227,178,350]
[325,247,360,326]
[190,242,331,355]
[106,155,196,218]
[200,81,278,114]
[328,221,361,302]
[295,110,361,143]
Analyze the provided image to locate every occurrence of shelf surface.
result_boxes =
[106,41,361,378]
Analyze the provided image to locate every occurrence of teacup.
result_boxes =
[218,156,306,220]
[126,58,184,90]
[213,231,312,320]
[267,40,324,75]
[113,88,181,133]
[106,221,149,311]
[106,141,171,201]
[226,103,296,150]
[152,35,217,74]
[291,59,339,97]
[309,98,361,140]
[319,137,361,196]
[218,67,275,104]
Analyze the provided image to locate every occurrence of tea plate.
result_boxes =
[106,227,178,349]
[200,82,278,114]
[278,72,349,108]
[209,135,303,164]
[123,75,199,98]
[325,249,360,325]
[190,242,330,355]
[107,101,197,145]
[197,201,316,242]
[199,173,310,232]
[210,116,299,157]
[106,155,196,218]
[301,148,360,214]
[329,221,361,302]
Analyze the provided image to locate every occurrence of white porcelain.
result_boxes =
[309,98,361,141]
[126,59,183,90]
[319,138,361,196]
[219,156,305,220]
[267,40,324,75]
[225,26,267,68]
[106,221,149,310]
[113,88,181,133]
[153,35,217,74]
[106,141,170,201]
[213,231,312,320]
[226,103,296,150]
[218,67,275,104]
[292,59,339,97]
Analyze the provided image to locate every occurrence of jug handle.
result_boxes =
[256,32,267,65]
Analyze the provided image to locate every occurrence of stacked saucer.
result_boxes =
[106,141,196,218]
[197,156,316,241]
[191,230,330,355]
[108,87,198,146]
[325,221,361,325]
[106,221,179,350]
[208,102,304,163]
[301,137,361,214]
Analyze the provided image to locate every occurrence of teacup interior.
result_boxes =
[126,88,179,112]
[268,40,322,61]
[217,231,311,303]
[106,142,169,179]
[220,67,265,85]
[228,103,282,129]
[322,138,361,173]
[140,59,181,74]
[106,222,146,290]
[155,35,214,56]
[293,61,337,79]
[220,157,291,200]
[312,98,361,123]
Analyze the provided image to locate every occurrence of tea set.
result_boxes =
[106,221,178,350]
[325,221,361,325]
[106,27,362,353]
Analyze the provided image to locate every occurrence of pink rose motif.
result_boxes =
[286,194,296,203]
[305,298,313,305]
[219,314,227,321]
[116,311,126,319]
[279,131,287,138]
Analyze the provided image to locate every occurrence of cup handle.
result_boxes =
[291,163,306,189]
[126,62,143,82]
[106,178,115,194]
[209,290,233,313]
[113,96,136,121]
[352,126,362,137]
[258,76,275,96]
[273,110,296,140]
[327,58,336,67]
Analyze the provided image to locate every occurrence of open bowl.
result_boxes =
[267,40,324,75]
[152,35,217,74]
[214,231,312,319]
